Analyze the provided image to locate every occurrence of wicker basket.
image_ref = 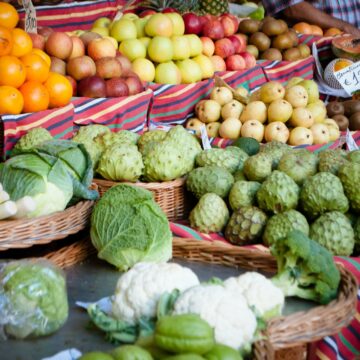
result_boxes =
[94,177,192,221]
[0,200,95,251]
[43,236,358,360]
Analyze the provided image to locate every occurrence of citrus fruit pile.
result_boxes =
[0,2,72,116]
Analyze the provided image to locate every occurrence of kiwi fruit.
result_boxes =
[249,32,271,52]
[332,114,349,131]
[283,47,302,61]
[278,19,289,33]
[288,29,299,46]
[272,33,294,50]
[343,100,360,117]
[349,111,360,130]
[246,44,259,59]
[261,48,283,61]
[239,19,261,34]
[326,102,344,117]
[261,19,285,37]
[297,43,311,58]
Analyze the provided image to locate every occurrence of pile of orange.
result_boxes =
[0,2,72,116]
[293,22,343,37]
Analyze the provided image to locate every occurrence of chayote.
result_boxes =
[204,344,243,360]
[112,345,153,360]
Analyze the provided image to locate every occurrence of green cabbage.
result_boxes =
[90,184,172,271]
[0,153,74,217]
[0,260,68,339]
[13,128,53,154]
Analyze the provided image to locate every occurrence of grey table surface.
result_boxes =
[0,256,315,360]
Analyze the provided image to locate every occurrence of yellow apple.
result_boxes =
[155,61,181,84]
[91,27,109,37]
[165,12,185,36]
[132,58,155,82]
[134,17,148,38]
[148,36,173,63]
[93,17,111,28]
[110,19,137,42]
[171,35,190,60]
[184,34,203,57]
[145,13,173,37]
[103,36,118,50]
[122,13,139,21]
[192,54,214,79]
[139,37,151,49]
[176,59,202,84]
[119,39,146,61]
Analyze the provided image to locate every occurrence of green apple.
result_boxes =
[176,59,202,84]
[91,27,109,37]
[148,36,173,63]
[171,35,190,61]
[119,39,146,61]
[92,17,111,28]
[110,19,137,42]
[192,54,214,79]
[165,12,185,36]
[155,61,181,84]
[132,58,155,82]
[122,13,139,21]
[134,17,148,38]
[139,37,151,49]
[145,13,173,37]
[299,79,320,104]
[184,34,203,57]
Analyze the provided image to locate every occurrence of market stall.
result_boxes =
[0,0,359,359]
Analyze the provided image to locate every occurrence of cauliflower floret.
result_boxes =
[172,284,257,350]
[224,272,285,320]
[111,262,200,325]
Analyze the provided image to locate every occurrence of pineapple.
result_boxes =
[198,0,229,15]
[138,0,199,14]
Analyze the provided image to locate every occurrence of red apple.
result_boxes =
[202,14,217,23]
[222,13,239,30]
[210,55,226,72]
[182,13,202,35]
[115,54,132,76]
[226,54,246,71]
[214,38,234,58]
[226,35,241,54]
[77,75,107,98]
[124,75,144,95]
[65,75,77,97]
[139,9,157,17]
[106,77,129,97]
[28,33,45,50]
[162,7,179,13]
[38,26,54,40]
[68,35,85,60]
[239,51,256,68]
[202,20,224,40]
[200,36,215,56]
[234,33,248,45]
[220,15,237,36]
[198,16,208,30]
[87,37,116,61]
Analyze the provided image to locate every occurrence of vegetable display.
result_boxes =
[0,260,68,339]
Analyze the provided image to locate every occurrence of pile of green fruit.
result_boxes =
[185,138,360,256]
[72,125,202,182]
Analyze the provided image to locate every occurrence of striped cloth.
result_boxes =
[170,221,360,359]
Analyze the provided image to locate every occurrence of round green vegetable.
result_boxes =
[154,314,214,355]
[164,355,205,360]
[78,351,114,360]
[231,137,260,156]
[204,344,243,360]
[112,345,153,360]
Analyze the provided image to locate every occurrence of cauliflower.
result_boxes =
[111,262,199,325]
[224,272,285,321]
[172,284,257,350]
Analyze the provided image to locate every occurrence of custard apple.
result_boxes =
[225,146,249,171]
[186,166,234,199]
[97,144,144,182]
[229,180,261,211]
[263,209,309,246]
[80,140,103,169]
[277,149,318,185]
[310,212,355,256]
[243,153,272,182]
[260,141,291,169]
[225,206,267,245]
[318,149,348,175]
[14,127,53,153]
[256,171,299,214]
[138,130,167,155]
[347,150,360,164]
[233,170,246,181]
[189,193,230,233]
[338,162,360,213]
[300,172,349,218]
[196,147,247,173]
[73,124,110,141]
[95,130,139,151]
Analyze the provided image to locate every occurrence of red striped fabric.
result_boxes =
[72,89,152,134]
[1,102,74,159]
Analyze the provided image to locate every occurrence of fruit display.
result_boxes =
[187,77,342,145]
[326,99,360,131]
[0,3,72,115]
[185,144,360,258]
[238,17,311,62]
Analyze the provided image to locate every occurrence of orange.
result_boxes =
[0,2,19,29]
[310,25,324,36]
[0,85,23,115]
[31,48,51,67]
[10,28,32,57]
[20,53,50,82]
[19,81,50,113]
[0,55,26,88]
[0,25,13,56]
[293,22,313,35]
[44,72,72,108]
[324,27,343,37]
[334,59,353,72]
